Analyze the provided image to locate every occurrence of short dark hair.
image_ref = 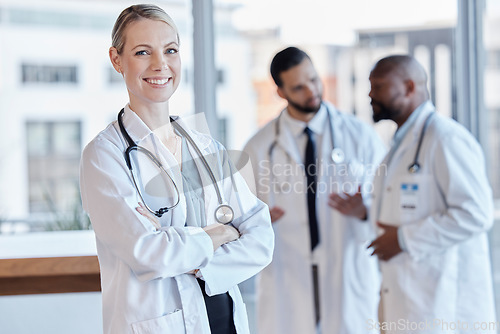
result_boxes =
[270,46,310,87]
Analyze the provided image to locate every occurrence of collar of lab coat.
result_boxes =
[121,104,153,143]
[387,100,435,168]
[276,102,335,166]
[121,105,212,154]
[282,103,328,137]
[408,100,434,138]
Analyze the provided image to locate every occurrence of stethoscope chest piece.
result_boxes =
[331,148,345,164]
[215,204,234,224]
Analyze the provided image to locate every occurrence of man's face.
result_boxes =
[278,58,323,114]
[369,70,406,123]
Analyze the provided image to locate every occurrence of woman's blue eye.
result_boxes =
[135,50,148,56]
[166,48,178,54]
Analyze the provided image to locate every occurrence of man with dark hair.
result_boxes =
[243,46,386,334]
[368,54,496,333]
[270,46,310,87]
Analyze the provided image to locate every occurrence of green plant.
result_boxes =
[42,183,92,231]
[45,203,92,231]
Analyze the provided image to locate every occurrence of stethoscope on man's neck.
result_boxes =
[407,111,435,174]
[269,102,435,176]
[117,109,234,224]
[269,102,345,165]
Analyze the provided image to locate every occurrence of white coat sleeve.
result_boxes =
[198,145,274,296]
[399,131,493,259]
[79,137,214,282]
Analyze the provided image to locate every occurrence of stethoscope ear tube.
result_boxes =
[118,109,136,147]
[119,109,136,169]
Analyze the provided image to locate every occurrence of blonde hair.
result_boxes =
[111,4,179,54]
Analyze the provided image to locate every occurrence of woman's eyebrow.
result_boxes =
[131,43,151,50]
[131,41,179,50]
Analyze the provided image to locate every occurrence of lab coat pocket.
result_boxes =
[131,309,185,334]
[397,174,433,224]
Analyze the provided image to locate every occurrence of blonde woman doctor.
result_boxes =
[79,5,273,334]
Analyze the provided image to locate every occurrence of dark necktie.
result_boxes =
[304,127,319,250]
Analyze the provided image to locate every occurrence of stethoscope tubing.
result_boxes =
[268,103,339,172]
[408,112,435,174]
[117,109,233,223]
[170,117,225,205]
[266,104,340,204]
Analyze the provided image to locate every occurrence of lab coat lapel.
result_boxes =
[326,106,344,159]
[175,117,214,188]
[275,113,303,166]
[178,121,222,225]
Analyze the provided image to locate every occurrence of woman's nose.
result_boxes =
[152,53,168,71]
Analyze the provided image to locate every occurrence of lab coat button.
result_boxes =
[386,186,392,192]
[383,288,389,293]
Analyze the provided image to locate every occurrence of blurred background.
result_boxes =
[0,0,499,332]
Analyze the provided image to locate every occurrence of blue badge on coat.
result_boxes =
[400,183,418,210]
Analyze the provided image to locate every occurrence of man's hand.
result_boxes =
[269,206,285,223]
[328,186,367,220]
[367,222,402,261]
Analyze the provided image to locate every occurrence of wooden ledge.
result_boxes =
[0,256,101,295]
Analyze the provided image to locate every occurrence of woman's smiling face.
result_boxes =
[110,18,181,110]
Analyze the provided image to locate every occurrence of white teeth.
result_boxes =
[146,78,169,85]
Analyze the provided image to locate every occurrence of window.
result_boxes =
[108,66,123,85]
[22,64,78,84]
[484,0,500,322]
[26,121,82,220]
[487,50,500,69]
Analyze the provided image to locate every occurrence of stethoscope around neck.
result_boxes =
[117,109,234,224]
[266,103,344,202]
[268,103,345,166]
[407,112,435,174]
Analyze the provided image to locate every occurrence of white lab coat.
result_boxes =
[80,105,274,334]
[370,101,496,333]
[243,102,386,334]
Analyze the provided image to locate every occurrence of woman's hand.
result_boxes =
[136,202,240,251]
[203,223,240,251]
[136,202,161,230]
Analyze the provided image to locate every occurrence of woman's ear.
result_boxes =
[109,47,122,74]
